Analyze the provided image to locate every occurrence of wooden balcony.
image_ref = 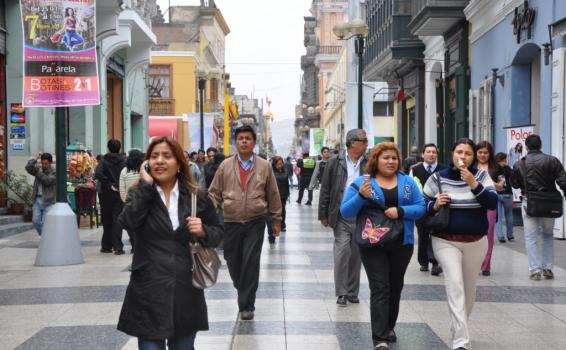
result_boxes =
[409,0,470,36]
[149,98,175,116]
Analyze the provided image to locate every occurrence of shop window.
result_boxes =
[148,65,171,99]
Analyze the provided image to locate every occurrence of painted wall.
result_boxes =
[469,0,564,153]
[151,55,197,116]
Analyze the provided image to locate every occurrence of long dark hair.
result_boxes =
[475,140,498,180]
[126,149,144,173]
[271,156,285,172]
[144,136,198,193]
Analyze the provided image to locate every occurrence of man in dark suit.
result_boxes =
[410,143,444,276]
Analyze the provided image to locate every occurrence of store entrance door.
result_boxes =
[106,71,123,145]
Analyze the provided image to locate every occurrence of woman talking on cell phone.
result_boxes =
[117,136,223,350]
[422,138,497,350]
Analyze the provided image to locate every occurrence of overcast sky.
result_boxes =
[155,0,312,121]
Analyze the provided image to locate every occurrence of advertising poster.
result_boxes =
[309,128,325,156]
[20,0,99,107]
[505,125,533,202]
[183,113,217,151]
[10,104,26,152]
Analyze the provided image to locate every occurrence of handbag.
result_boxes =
[519,160,563,218]
[189,192,221,289]
[422,173,450,232]
[351,183,404,248]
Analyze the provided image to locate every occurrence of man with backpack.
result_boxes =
[309,146,331,191]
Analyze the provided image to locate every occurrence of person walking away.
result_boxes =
[117,136,223,350]
[119,149,144,253]
[401,146,423,174]
[204,153,226,189]
[409,143,445,276]
[272,156,290,239]
[95,139,126,255]
[25,153,56,236]
[423,138,497,350]
[341,142,425,349]
[284,157,294,189]
[494,152,515,243]
[309,146,331,191]
[475,141,499,276]
[208,125,282,321]
[511,134,566,280]
[296,153,316,205]
[319,129,368,306]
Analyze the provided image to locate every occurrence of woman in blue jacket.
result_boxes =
[341,142,425,350]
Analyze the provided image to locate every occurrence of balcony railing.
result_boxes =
[318,45,342,55]
[149,98,175,116]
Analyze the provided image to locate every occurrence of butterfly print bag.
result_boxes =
[350,184,404,248]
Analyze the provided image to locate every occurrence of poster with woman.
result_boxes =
[505,125,533,202]
[20,0,99,107]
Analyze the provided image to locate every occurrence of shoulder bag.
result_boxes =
[519,160,563,218]
[422,173,450,232]
[351,183,404,248]
[189,192,221,289]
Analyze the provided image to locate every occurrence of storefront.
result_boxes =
[0,4,7,204]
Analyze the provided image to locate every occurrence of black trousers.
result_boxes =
[223,218,266,312]
[280,196,287,229]
[416,222,437,267]
[98,190,124,251]
[297,176,313,203]
[360,238,413,342]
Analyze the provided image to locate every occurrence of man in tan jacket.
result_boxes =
[208,125,282,321]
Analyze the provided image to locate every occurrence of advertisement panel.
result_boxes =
[20,0,99,107]
[183,113,217,152]
[505,125,534,202]
[309,128,325,156]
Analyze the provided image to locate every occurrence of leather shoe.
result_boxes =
[100,248,112,253]
[347,295,359,303]
[431,265,442,276]
[336,295,347,306]
[241,310,254,320]
[305,202,312,206]
[114,249,125,255]
[419,265,428,272]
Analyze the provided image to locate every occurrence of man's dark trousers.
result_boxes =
[99,190,124,251]
[297,175,313,203]
[223,217,266,312]
[416,222,436,267]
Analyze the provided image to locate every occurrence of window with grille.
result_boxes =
[148,65,171,99]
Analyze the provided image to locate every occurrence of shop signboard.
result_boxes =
[20,0,100,107]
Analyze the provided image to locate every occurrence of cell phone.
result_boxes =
[144,163,151,173]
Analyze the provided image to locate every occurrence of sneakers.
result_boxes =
[530,271,542,281]
[241,310,254,320]
[543,269,554,280]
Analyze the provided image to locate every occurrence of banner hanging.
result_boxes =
[20,0,100,107]
[309,128,325,156]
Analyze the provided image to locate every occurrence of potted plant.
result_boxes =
[4,171,34,219]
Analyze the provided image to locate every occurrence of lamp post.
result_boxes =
[197,69,208,150]
[333,19,369,129]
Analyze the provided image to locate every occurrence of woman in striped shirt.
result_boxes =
[422,138,497,350]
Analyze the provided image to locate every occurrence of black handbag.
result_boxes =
[422,173,450,232]
[351,184,404,248]
[519,160,564,218]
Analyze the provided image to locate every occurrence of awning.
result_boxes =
[148,118,178,140]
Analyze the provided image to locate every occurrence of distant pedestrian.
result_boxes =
[204,153,226,189]
[511,134,566,281]
[494,152,514,243]
[117,136,223,349]
[475,140,499,276]
[206,147,217,163]
[208,125,282,321]
[409,143,445,275]
[271,156,290,238]
[340,142,425,350]
[196,149,206,170]
[308,146,331,191]
[94,139,126,255]
[284,157,294,188]
[25,153,56,236]
[401,146,423,174]
[319,129,368,307]
[423,138,497,350]
[184,151,206,189]
[119,149,144,253]
[296,153,316,205]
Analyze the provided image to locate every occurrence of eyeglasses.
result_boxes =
[353,138,368,143]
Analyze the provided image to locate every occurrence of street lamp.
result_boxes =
[197,68,208,150]
[333,19,369,129]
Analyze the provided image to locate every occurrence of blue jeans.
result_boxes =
[496,194,514,240]
[521,200,555,273]
[138,333,196,350]
[32,197,49,236]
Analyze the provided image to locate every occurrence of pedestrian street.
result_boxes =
[2,191,566,349]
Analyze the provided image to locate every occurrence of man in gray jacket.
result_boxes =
[25,153,56,235]
[319,129,368,306]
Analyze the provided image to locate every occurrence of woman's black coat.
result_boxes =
[117,179,223,339]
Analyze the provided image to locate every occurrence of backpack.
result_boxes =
[317,161,327,182]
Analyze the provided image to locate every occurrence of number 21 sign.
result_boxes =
[20,0,100,107]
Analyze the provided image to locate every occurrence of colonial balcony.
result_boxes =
[408,0,470,36]
[318,45,342,55]
[149,98,175,116]
[364,0,424,81]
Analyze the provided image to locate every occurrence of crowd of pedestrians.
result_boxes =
[27,126,566,350]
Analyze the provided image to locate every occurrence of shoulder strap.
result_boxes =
[434,172,442,193]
